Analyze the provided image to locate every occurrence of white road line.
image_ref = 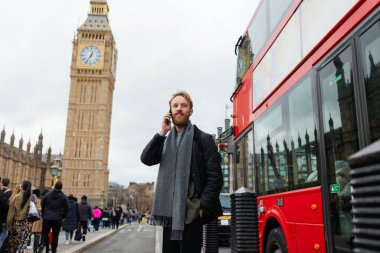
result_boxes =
[137,225,143,232]
[155,226,163,253]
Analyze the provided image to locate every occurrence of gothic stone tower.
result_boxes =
[62,0,117,206]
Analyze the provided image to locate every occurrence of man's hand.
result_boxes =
[159,113,172,136]
[199,209,203,218]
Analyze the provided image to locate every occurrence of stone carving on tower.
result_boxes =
[62,0,117,206]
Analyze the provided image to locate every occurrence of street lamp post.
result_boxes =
[50,158,62,188]
[100,190,104,209]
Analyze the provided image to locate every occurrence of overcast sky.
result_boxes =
[0,0,259,186]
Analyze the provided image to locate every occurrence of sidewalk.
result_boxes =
[30,224,129,253]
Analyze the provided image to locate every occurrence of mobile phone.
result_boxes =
[165,109,172,125]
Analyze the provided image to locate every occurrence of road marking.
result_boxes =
[155,226,163,253]
[137,225,143,232]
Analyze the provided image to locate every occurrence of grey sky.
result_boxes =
[0,0,259,186]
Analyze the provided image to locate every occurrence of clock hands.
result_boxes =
[80,46,101,65]
[85,51,94,64]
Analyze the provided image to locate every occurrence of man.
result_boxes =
[0,178,12,200]
[141,91,223,253]
[78,195,92,241]
[38,182,69,253]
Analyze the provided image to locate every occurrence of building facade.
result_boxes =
[62,0,117,206]
[0,128,53,190]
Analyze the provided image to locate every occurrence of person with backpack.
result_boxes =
[140,91,223,253]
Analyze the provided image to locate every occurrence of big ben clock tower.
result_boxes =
[62,0,117,206]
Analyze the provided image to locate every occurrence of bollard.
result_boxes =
[348,140,380,253]
[231,187,259,253]
[203,218,219,253]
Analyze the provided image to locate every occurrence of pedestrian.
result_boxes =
[0,184,8,250]
[1,183,21,252]
[115,206,122,229]
[6,180,34,253]
[62,194,80,245]
[0,178,13,252]
[1,178,13,200]
[92,206,102,231]
[138,212,142,224]
[78,195,92,241]
[38,181,69,253]
[110,207,116,229]
[141,91,223,253]
[101,208,110,228]
[32,189,49,253]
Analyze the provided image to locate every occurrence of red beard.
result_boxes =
[172,113,190,126]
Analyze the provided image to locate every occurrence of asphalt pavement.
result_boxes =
[83,223,155,253]
[28,222,231,253]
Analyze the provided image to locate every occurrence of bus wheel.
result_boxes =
[265,227,287,253]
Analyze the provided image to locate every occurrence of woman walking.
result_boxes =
[92,206,102,232]
[6,180,33,253]
[0,184,21,252]
[62,194,80,244]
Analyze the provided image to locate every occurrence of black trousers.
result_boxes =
[80,220,88,235]
[41,220,62,253]
[163,217,202,253]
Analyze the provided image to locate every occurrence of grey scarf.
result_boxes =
[151,122,194,240]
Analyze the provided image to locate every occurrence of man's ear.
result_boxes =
[190,108,193,116]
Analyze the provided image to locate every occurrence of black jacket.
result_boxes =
[41,190,69,221]
[0,190,8,224]
[79,200,92,221]
[140,125,223,222]
[62,196,80,231]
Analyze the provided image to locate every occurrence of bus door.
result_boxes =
[317,13,380,253]
[356,15,380,145]
[318,45,359,253]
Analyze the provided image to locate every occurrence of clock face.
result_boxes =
[80,46,102,65]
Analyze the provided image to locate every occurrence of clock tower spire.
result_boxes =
[62,0,117,207]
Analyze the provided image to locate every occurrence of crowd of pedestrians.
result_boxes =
[0,177,145,253]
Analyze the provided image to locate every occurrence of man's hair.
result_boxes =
[169,91,193,109]
[81,195,87,200]
[2,178,10,187]
[54,181,63,190]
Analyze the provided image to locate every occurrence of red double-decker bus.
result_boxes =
[231,0,380,252]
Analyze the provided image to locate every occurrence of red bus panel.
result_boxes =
[258,187,324,253]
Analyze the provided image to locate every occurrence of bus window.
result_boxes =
[287,76,319,186]
[254,102,288,194]
[319,46,359,252]
[235,130,254,190]
[359,18,380,144]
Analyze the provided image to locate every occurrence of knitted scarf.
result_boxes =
[151,122,194,240]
